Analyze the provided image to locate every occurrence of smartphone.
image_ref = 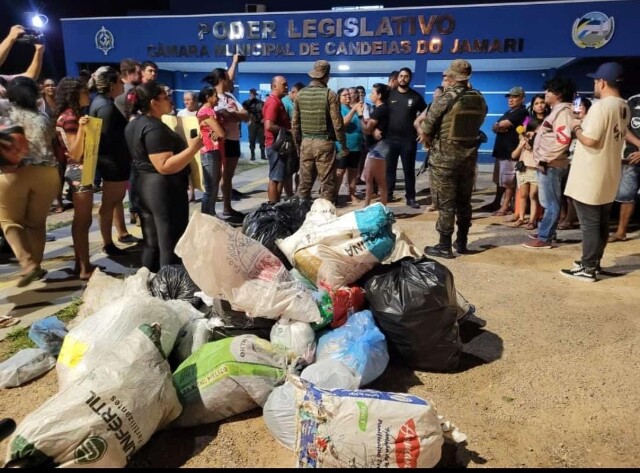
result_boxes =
[189,129,198,139]
[573,96,582,113]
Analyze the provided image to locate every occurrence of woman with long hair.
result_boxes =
[55,77,95,280]
[197,85,226,217]
[360,83,391,207]
[40,78,66,214]
[336,87,363,205]
[511,117,541,229]
[203,68,248,219]
[124,81,201,271]
[87,66,140,256]
[0,77,59,288]
[527,94,550,121]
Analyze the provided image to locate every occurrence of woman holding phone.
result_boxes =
[196,85,225,217]
[124,81,201,272]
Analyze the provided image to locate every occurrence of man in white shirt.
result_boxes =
[562,62,630,281]
[177,91,198,117]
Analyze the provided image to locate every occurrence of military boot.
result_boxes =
[454,227,471,254]
[424,234,454,259]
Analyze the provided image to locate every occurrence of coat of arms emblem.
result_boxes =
[95,26,114,55]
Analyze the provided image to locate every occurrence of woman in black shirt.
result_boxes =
[124,81,201,272]
[88,66,139,257]
[360,83,391,207]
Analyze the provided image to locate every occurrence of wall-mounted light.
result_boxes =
[338,64,350,71]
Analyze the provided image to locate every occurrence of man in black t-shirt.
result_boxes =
[483,86,528,214]
[385,67,427,208]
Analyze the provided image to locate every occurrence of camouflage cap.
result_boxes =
[505,86,525,97]
[308,60,331,79]
[444,59,472,81]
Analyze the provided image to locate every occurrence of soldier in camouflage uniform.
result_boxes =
[418,59,488,258]
[292,60,349,202]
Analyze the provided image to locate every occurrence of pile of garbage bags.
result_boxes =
[2,198,484,468]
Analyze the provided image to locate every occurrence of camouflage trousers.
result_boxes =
[297,137,337,201]
[430,150,477,238]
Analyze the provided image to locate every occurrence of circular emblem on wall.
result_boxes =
[572,12,614,49]
[74,436,108,464]
[95,26,115,55]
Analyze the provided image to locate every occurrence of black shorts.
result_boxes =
[224,139,241,159]
[97,157,131,182]
[336,151,360,169]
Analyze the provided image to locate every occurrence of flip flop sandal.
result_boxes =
[511,219,525,228]
[16,267,47,288]
[492,210,512,217]
[0,316,20,329]
[525,222,537,230]
[608,235,627,243]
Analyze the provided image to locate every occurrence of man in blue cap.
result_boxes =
[562,62,630,281]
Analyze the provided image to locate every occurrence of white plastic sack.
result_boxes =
[275,199,339,264]
[270,318,316,363]
[172,334,289,428]
[5,324,182,468]
[72,268,152,328]
[277,201,394,267]
[0,349,55,389]
[175,211,321,323]
[293,238,379,289]
[57,296,191,389]
[292,375,466,468]
[280,202,396,288]
[263,359,360,450]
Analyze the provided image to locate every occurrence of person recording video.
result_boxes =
[0,25,45,94]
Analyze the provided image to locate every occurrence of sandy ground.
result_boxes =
[1,181,639,468]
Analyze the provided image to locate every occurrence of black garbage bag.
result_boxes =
[149,264,201,307]
[207,299,275,341]
[242,198,312,268]
[364,257,461,372]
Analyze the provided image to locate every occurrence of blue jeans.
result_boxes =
[614,164,640,203]
[537,167,567,242]
[201,150,222,216]
[385,138,417,201]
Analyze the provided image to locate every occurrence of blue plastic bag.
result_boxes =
[28,316,68,356]
[315,310,388,386]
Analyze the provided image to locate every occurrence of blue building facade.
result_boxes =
[60,0,638,163]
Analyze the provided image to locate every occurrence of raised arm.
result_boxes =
[0,26,25,67]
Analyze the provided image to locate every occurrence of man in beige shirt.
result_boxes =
[561,62,630,282]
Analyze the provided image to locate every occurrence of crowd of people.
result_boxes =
[0,22,638,303]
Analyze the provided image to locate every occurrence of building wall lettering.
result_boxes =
[147,37,523,58]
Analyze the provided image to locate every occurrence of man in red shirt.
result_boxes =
[263,75,291,202]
